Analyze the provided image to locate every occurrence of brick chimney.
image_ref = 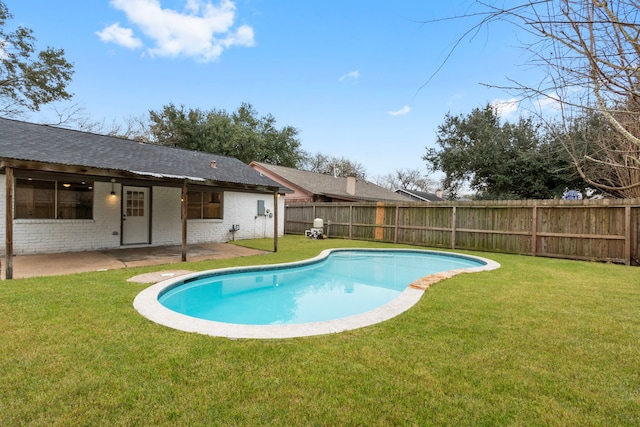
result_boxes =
[347,175,356,195]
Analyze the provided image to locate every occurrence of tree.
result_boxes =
[423,104,583,199]
[39,103,148,138]
[557,94,640,198]
[425,0,640,197]
[373,168,435,192]
[298,152,367,179]
[0,1,74,117]
[147,103,303,167]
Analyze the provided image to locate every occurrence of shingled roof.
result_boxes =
[251,162,411,202]
[0,118,283,190]
[396,188,444,202]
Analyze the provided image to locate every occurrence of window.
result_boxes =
[15,178,93,219]
[126,190,145,217]
[187,190,222,219]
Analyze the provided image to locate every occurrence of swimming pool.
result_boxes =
[134,248,499,339]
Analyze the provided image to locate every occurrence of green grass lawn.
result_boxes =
[1,236,638,426]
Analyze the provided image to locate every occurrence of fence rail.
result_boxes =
[285,199,640,266]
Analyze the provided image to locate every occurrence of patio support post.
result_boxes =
[273,191,278,252]
[5,166,13,280]
[181,180,187,262]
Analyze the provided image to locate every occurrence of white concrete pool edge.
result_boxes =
[133,249,501,339]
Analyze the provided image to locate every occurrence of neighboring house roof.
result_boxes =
[396,188,444,202]
[251,162,411,202]
[0,118,284,190]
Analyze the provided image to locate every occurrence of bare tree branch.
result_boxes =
[425,0,640,197]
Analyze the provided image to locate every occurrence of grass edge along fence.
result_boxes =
[285,199,640,266]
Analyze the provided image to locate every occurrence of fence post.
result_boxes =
[394,205,400,244]
[450,206,457,249]
[375,202,385,240]
[531,202,538,257]
[349,204,353,240]
[625,205,631,265]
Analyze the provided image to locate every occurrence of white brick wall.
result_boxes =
[0,175,285,255]
[151,186,182,245]
[1,180,121,255]
[187,191,283,243]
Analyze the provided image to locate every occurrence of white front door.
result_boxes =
[122,186,150,245]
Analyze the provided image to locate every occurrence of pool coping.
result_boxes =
[133,248,500,339]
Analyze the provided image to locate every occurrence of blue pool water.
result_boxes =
[158,249,486,325]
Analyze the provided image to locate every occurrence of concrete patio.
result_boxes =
[1,243,267,279]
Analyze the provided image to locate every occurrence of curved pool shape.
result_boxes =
[134,249,500,339]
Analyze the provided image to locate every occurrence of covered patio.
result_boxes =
[1,118,288,280]
[1,243,267,279]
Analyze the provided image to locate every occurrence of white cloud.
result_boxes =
[98,0,255,62]
[96,23,143,49]
[535,92,563,113]
[339,70,359,82]
[185,0,201,14]
[492,93,565,120]
[388,106,411,116]
[491,98,519,119]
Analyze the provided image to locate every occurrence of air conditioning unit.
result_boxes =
[305,218,325,239]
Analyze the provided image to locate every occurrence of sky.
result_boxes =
[5,0,539,183]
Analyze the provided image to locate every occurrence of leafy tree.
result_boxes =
[424,104,583,199]
[0,1,74,116]
[298,152,367,179]
[147,103,303,167]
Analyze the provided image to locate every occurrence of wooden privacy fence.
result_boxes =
[285,199,640,266]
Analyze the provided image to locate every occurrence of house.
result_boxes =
[250,162,411,203]
[395,188,444,202]
[0,118,287,277]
